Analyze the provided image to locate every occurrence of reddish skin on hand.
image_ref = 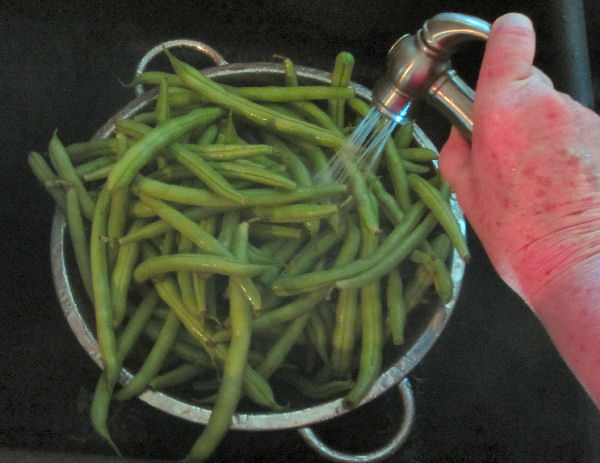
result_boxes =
[439,13,600,407]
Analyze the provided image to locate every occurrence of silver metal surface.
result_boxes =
[297,379,415,463]
[372,13,490,136]
[51,41,466,454]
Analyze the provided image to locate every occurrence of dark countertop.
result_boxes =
[2,1,599,461]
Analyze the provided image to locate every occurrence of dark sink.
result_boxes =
[1,0,598,461]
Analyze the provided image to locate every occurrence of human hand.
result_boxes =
[439,13,600,308]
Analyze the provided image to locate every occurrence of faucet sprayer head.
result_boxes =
[372,13,490,135]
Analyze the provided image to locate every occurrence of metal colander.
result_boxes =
[50,40,466,462]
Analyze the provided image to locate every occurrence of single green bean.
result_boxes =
[386,268,406,345]
[384,138,411,211]
[119,206,225,245]
[256,312,312,380]
[110,221,143,327]
[393,121,414,149]
[48,132,96,219]
[149,363,204,390]
[66,137,117,162]
[183,143,276,161]
[252,203,339,223]
[367,173,404,225]
[343,223,382,408]
[210,161,297,190]
[274,369,354,400]
[407,174,469,261]
[90,185,120,390]
[248,223,304,241]
[329,52,355,129]
[133,253,267,283]
[330,287,359,377]
[65,186,93,299]
[398,147,438,162]
[155,77,171,124]
[107,187,130,266]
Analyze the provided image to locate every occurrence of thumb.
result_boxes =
[476,13,536,90]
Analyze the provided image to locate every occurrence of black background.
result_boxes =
[2,1,600,461]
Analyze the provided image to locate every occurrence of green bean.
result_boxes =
[210,161,297,190]
[428,237,454,305]
[149,363,204,390]
[258,237,305,285]
[83,164,115,182]
[133,253,267,283]
[331,287,359,377]
[116,290,159,359]
[90,185,120,390]
[252,204,339,223]
[256,312,312,380]
[177,235,198,313]
[217,210,240,250]
[196,123,219,146]
[90,374,121,456]
[386,268,406,345]
[231,221,263,314]
[329,52,355,129]
[307,312,329,365]
[398,147,438,162]
[48,132,96,219]
[367,173,404,225]
[384,139,411,211]
[28,151,68,211]
[187,256,253,460]
[165,50,345,150]
[248,223,304,241]
[393,121,414,149]
[106,107,225,193]
[407,174,469,261]
[110,221,143,327]
[64,186,93,299]
[343,223,382,408]
[107,187,130,265]
[114,310,181,401]
[66,137,117,162]
[183,143,276,161]
[155,78,171,124]
[74,155,117,178]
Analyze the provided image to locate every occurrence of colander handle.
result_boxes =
[297,378,415,463]
[134,39,228,96]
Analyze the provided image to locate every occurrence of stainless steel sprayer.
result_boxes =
[372,13,491,138]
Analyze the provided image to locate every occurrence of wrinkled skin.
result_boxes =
[439,13,600,407]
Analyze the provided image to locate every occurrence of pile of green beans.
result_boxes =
[28,50,467,461]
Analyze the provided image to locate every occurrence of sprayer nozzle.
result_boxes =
[372,77,417,124]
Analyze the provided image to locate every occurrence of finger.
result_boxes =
[477,13,536,90]
[439,127,472,194]
[530,67,554,88]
